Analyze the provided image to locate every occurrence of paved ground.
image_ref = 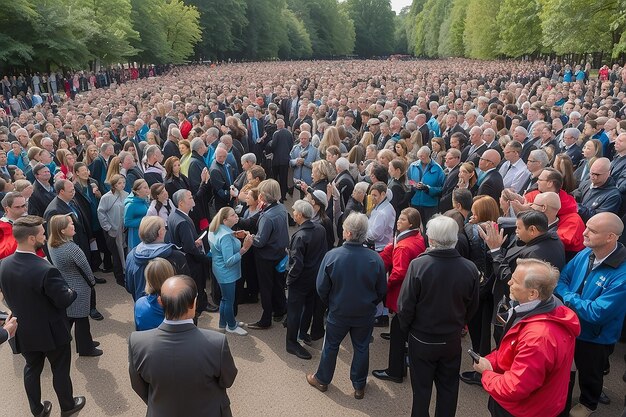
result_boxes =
[1,278,625,417]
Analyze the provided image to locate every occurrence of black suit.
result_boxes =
[44,197,91,259]
[477,169,504,204]
[90,155,110,194]
[162,139,181,162]
[486,141,503,159]
[520,139,537,164]
[241,115,266,164]
[266,127,293,199]
[461,142,487,166]
[209,160,235,210]
[187,151,207,196]
[439,165,460,213]
[0,252,77,415]
[129,323,237,417]
[562,143,583,167]
[28,180,56,217]
[418,124,431,143]
[441,124,467,148]
[125,166,144,194]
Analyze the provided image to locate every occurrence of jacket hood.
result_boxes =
[133,242,175,264]
[514,296,580,338]
[558,190,578,216]
[125,194,148,207]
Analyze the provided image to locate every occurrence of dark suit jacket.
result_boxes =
[563,143,583,167]
[0,252,76,353]
[28,180,56,217]
[0,327,7,345]
[44,197,91,258]
[209,160,235,208]
[439,165,460,213]
[90,154,110,194]
[477,169,504,204]
[162,139,181,162]
[441,124,467,148]
[486,141,503,158]
[266,128,293,166]
[129,323,237,417]
[186,151,207,195]
[125,166,145,193]
[461,142,487,166]
[520,139,537,164]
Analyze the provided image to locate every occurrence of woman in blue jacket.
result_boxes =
[208,206,253,336]
[124,179,150,250]
[134,257,174,331]
[407,145,445,224]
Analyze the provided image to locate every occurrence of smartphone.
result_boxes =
[0,312,9,322]
[468,349,480,364]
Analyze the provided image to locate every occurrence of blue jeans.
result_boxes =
[315,320,373,389]
[218,281,237,330]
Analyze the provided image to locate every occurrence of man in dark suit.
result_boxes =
[512,126,536,164]
[210,146,236,211]
[0,215,85,417]
[483,128,503,158]
[461,126,488,165]
[187,138,208,195]
[476,149,504,203]
[28,164,56,217]
[168,190,214,316]
[119,151,144,194]
[265,118,293,201]
[0,314,17,345]
[441,111,468,149]
[439,149,462,213]
[561,127,583,167]
[90,143,113,194]
[129,275,237,417]
[241,105,266,164]
[280,85,300,128]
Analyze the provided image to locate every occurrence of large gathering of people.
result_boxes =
[0,57,626,417]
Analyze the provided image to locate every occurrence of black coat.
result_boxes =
[162,139,181,162]
[44,197,92,258]
[266,128,293,166]
[125,166,144,193]
[562,143,583,167]
[461,142,488,166]
[164,174,191,197]
[28,180,56,217]
[287,220,327,290]
[477,169,504,204]
[209,160,235,208]
[0,252,76,353]
[167,209,207,283]
[90,155,110,194]
[439,164,460,213]
[188,151,208,195]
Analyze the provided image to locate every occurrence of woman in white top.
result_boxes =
[97,174,128,286]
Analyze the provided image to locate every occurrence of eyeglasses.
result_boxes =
[479,157,494,165]
[590,172,608,177]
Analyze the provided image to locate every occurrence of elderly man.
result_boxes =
[398,215,480,417]
[439,148,462,213]
[462,126,487,165]
[307,213,386,400]
[512,126,536,163]
[266,118,293,201]
[561,128,583,167]
[290,130,319,191]
[477,149,504,203]
[499,141,530,194]
[285,200,327,360]
[233,153,256,191]
[210,146,237,211]
[119,151,144,194]
[610,132,626,216]
[129,276,238,417]
[143,144,164,186]
[573,158,622,223]
[556,213,626,417]
[474,259,580,417]
[519,149,549,195]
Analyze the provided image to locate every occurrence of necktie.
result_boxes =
[224,164,231,185]
[575,253,596,295]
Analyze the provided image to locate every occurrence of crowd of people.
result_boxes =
[0,57,626,417]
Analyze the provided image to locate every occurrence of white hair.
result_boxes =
[426,215,458,249]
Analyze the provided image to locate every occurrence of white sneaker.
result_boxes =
[226,325,248,336]
[569,403,594,417]
[219,322,246,332]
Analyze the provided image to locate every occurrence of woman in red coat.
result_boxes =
[372,207,426,383]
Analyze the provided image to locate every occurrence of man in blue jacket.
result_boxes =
[555,212,626,417]
[306,212,386,400]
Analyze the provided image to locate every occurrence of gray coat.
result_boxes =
[49,241,95,318]
[98,190,128,265]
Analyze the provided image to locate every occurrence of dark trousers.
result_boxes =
[488,397,515,417]
[413,205,438,226]
[22,344,74,416]
[254,255,287,326]
[90,286,97,311]
[237,250,258,304]
[387,314,408,378]
[575,339,611,410]
[315,320,373,389]
[68,317,94,354]
[92,229,112,270]
[272,164,289,200]
[309,293,326,339]
[408,334,462,417]
[468,297,493,356]
[104,233,124,285]
[286,285,316,348]
[190,260,209,314]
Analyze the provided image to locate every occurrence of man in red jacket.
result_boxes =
[0,192,28,259]
[474,258,580,417]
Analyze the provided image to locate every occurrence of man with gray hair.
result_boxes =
[560,127,582,166]
[285,199,327,360]
[143,144,164,186]
[519,149,549,195]
[234,152,257,190]
[307,213,386,400]
[397,215,480,417]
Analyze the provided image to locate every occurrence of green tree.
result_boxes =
[421,0,451,57]
[438,0,468,57]
[159,0,202,63]
[0,0,38,65]
[343,0,395,57]
[279,9,312,59]
[242,0,287,59]
[496,0,542,57]
[463,0,501,59]
[130,0,169,64]
[394,6,411,54]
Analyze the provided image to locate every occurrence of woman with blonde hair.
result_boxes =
[554,153,578,192]
[319,126,347,156]
[48,214,101,356]
[83,144,99,167]
[208,207,253,335]
[56,149,76,181]
[134,257,175,331]
[178,139,192,176]
[359,131,374,149]
[456,161,478,195]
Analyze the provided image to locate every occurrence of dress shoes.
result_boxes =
[92,341,100,348]
[204,304,219,313]
[380,332,391,340]
[247,321,271,330]
[273,313,286,322]
[35,401,52,417]
[459,371,482,386]
[373,315,389,327]
[101,267,113,273]
[569,403,594,417]
[287,344,312,360]
[60,396,86,417]
[354,388,365,400]
[298,334,313,346]
[372,369,402,383]
[89,309,104,321]
[94,276,107,284]
[306,374,328,392]
[598,390,610,405]
[79,348,103,357]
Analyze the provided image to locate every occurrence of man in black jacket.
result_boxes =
[0,216,85,417]
[285,200,327,360]
[477,149,504,204]
[210,146,236,211]
[28,164,55,217]
[266,118,293,201]
[439,149,462,213]
[397,215,480,417]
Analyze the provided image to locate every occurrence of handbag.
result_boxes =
[275,253,289,273]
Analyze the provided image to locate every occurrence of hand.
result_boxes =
[478,221,505,251]
[201,167,210,183]
[510,200,526,213]
[297,158,304,166]
[242,235,253,250]
[3,315,17,339]
[229,187,238,198]
[194,238,203,248]
[473,357,493,374]
[499,195,510,213]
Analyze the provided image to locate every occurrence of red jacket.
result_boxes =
[0,219,45,259]
[379,229,425,313]
[482,303,580,417]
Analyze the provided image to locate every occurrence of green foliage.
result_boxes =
[438,0,468,57]
[421,0,452,57]
[130,0,170,64]
[394,7,411,54]
[344,0,395,57]
[160,0,202,63]
[280,9,313,59]
[463,0,501,59]
[496,0,542,57]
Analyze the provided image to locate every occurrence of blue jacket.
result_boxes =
[316,241,387,327]
[208,224,242,284]
[124,194,149,250]
[134,294,164,331]
[407,159,445,207]
[289,143,319,185]
[555,245,626,344]
[125,242,180,301]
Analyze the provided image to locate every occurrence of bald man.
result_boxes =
[129,276,238,417]
[574,158,622,223]
[556,213,626,417]
[533,192,585,260]
[476,149,504,203]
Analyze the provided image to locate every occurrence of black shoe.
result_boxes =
[35,401,52,417]
[204,304,219,313]
[92,341,100,348]
[372,369,402,383]
[373,315,389,327]
[248,321,271,330]
[380,332,391,340]
[603,366,610,375]
[273,313,286,322]
[94,276,107,284]
[60,396,86,417]
[459,371,482,386]
[287,344,312,360]
[311,333,325,341]
[116,279,125,287]
[89,309,104,321]
[599,390,611,405]
[79,348,103,357]
[298,334,313,346]
[101,267,113,273]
